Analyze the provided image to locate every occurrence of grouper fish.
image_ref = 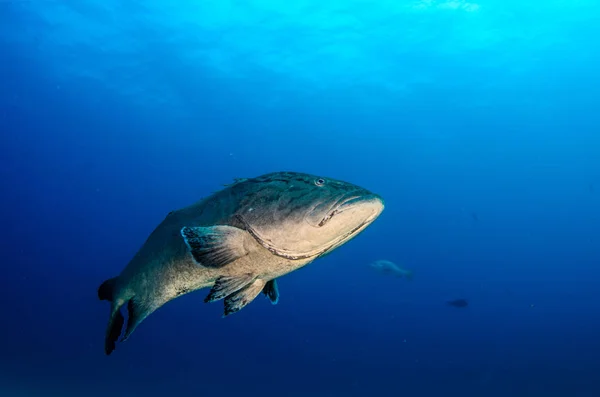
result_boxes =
[98,171,384,355]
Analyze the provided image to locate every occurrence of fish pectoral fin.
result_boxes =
[262,279,279,305]
[224,279,266,316]
[204,273,256,303]
[181,225,251,268]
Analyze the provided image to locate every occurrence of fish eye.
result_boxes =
[314,178,326,187]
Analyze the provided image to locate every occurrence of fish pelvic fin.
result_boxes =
[205,273,255,303]
[224,279,266,316]
[204,274,269,316]
[262,279,280,305]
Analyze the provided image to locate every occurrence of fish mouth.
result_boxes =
[317,192,384,228]
[315,193,384,256]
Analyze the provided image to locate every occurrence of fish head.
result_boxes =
[235,172,384,260]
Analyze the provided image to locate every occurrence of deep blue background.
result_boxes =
[1,1,599,396]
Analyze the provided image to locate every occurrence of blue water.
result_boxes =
[1,1,599,396]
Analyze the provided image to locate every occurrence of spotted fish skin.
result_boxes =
[97,171,384,355]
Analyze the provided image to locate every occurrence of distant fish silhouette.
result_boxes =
[590,184,595,194]
[447,299,468,308]
[471,212,479,221]
[368,259,414,280]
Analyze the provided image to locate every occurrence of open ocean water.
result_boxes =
[1,1,599,396]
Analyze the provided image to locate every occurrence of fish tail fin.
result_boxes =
[98,277,126,356]
[98,277,117,301]
[405,270,414,280]
[104,303,126,356]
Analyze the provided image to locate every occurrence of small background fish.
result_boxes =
[368,259,414,280]
[447,299,469,308]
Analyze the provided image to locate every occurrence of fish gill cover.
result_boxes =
[0,1,600,397]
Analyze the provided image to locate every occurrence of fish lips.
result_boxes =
[305,192,384,228]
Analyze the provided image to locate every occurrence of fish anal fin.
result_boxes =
[205,274,255,303]
[181,225,251,268]
[262,279,279,305]
[224,279,266,316]
[122,297,152,342]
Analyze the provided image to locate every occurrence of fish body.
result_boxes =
[98,171,384,355]
[369,259,413,280]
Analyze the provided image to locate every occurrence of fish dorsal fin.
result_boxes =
[262,279,279,305]
[223,177,248,187]
[181,225,252,268]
